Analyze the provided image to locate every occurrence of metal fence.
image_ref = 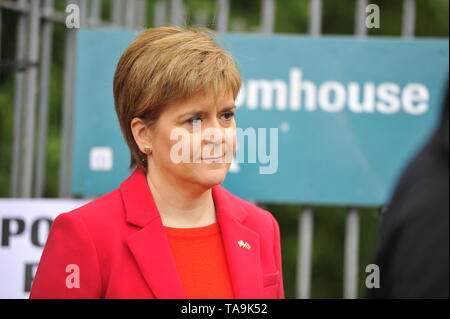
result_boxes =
[0,0,420,299]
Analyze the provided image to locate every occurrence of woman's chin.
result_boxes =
[197,169,228,187]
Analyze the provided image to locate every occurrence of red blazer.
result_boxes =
[30,167,285,299]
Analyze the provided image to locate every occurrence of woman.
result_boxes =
[30,26,284,299]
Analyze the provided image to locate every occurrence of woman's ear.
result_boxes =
[130,117,153,153]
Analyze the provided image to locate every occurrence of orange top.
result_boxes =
[164,222,235,299]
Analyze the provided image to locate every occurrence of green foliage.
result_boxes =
[0,0,447,299]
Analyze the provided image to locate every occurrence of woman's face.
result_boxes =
[144,91,237,190]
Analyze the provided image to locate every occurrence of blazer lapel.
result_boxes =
[120,167,264,299]
[120,168,186,299]
[126,219,186,298]
[212,185,264,299]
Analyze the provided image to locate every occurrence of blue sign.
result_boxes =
[72,30,448,206]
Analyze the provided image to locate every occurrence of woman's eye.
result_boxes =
[221,112,234,121]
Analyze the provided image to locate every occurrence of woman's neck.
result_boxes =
[145,163,217,228]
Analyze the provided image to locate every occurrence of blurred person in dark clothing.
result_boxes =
[367,85,449,299]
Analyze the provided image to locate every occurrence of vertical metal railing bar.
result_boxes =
[34,0,54,198]
[341,0,366,299]
[78,0,87,28]
[298,2,321,301]
[309,0,321,36]
[154,0,167,27]
[88,0,101,27]
[112,0,122,27]
[59,0,83,198]
[10,0,28,197]
[124,0,136,29]
[343,207,360,299]
[297,205,314,299]
[402,0,416,38]
[19,0,40,198]
[341,0,367,300]
[170,0,184,27]
[253,0,276,229]
[295,0,323,299]
[355,0,368,38]
[216,0,229,33]
[261,0,275,35]
[137,0,147,30]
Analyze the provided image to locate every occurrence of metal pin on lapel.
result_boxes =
[237,240,251,250]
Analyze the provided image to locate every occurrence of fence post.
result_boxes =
[170,0,185,27]
[309,0,321,36]
[295,0,324,299]
[124,0,136,29]
[34,0,55,197]
[154,0,167,27]
[261,0,275,35]
[402,0,416,38]
[88,0,101,27]
[340,0,368,299]
[355,0,368,37]
[216,0,229,33]
[10,0,28,197]
[137,0,147,30]
[297,205,314,299]
[343,207,360,299]
[112,0,123,27]
[58,0,80,198]
[20,0,40,198]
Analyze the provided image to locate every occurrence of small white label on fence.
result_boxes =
[89,147,113,171]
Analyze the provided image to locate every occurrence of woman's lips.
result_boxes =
[202,154,225,162]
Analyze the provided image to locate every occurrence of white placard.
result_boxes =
[0,199,92,299]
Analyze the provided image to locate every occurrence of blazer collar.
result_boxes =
[119,167,264,299]
[120,167,248,228]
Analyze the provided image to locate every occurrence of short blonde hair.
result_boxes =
[113,26,242,173]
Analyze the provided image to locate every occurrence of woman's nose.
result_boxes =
[202,121,225,144]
